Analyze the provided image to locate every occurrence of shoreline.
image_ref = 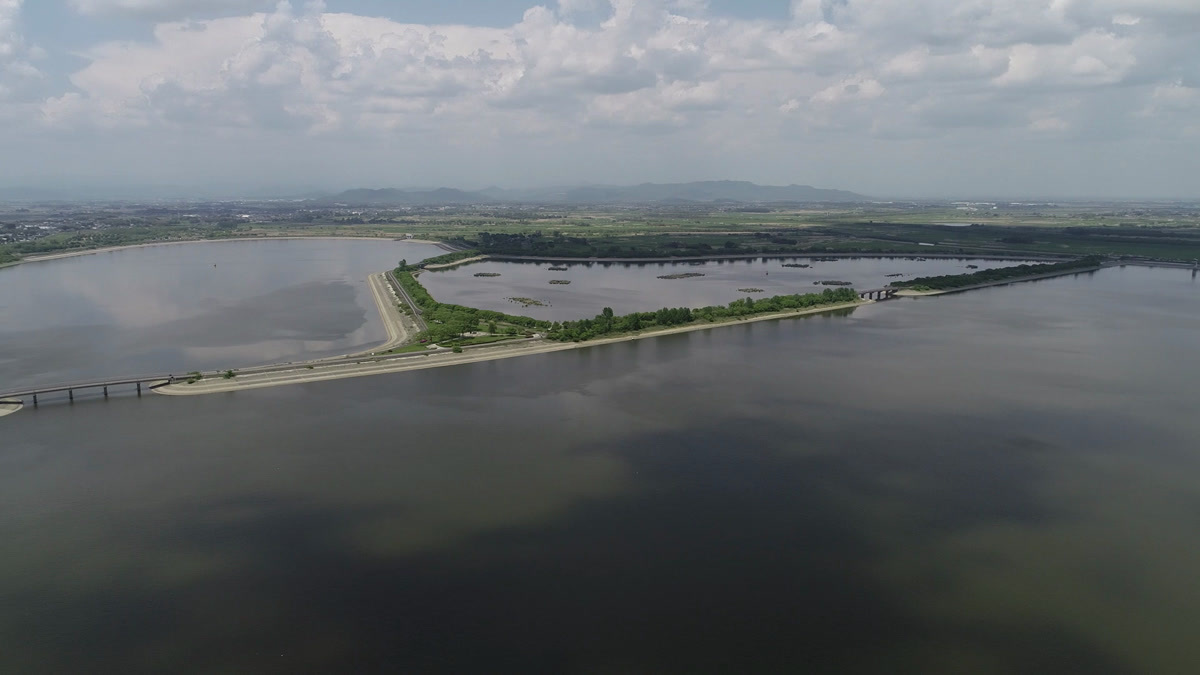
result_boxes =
[156,300,868,396]
[355,273,411,355]
[0,401,22,418]
[488,252,1066,264]
[422,255,489,270]
[892,265,1104,296]
[9,235,442,267]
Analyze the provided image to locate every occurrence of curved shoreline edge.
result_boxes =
[6,236,443,268]
[6,236,1075,272]
[155,300,869,396]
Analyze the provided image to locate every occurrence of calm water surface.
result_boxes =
[1,265,1198,673]
[0,239,442,389]
[421,256,1038,321]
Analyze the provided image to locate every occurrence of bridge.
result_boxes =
[0,376,172,408]
[859,288,898,301]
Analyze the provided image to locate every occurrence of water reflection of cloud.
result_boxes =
[0,239,442,384]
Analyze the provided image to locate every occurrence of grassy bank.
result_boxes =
[392,264,551,343]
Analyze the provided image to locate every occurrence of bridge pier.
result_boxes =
[68,389,74,403]
[137,382,142,396]
[32,394,38,408]
[103,386,108,398]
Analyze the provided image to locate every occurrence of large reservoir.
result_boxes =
[2,252,1198,673]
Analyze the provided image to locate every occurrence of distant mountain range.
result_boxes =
[323,181,868,206]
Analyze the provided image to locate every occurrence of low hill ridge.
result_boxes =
[325,181,867,205]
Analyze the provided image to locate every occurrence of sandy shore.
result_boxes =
[354,273,411,355]
[0,401,23,417]
[13,236,441,266]
[157,300,868,396]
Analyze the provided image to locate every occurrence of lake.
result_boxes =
[0,238,443,390]
[2,257,1198,673]
[420,256,1040,320]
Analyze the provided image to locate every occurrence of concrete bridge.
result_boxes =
[859,288,898,301]
[0,376,172,408]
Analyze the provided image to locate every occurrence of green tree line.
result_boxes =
[548,287,860,342]
[889,256,1103,291]
[409,249,481,267]
[392,266,550,343]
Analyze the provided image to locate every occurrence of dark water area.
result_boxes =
[0,239,443,389]
[2,265,1198,673]
[420,256,1038,321]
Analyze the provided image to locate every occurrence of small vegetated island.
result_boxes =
[473,272,501,277]
[889,256,1103,292]
[658,272,705,280]
[508,297,547,307]
[738,288,764,293]
[549,279,571,285]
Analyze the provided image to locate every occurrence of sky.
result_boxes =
[0,0,1197,199]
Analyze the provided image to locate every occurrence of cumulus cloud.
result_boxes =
[69,0,275,19]
[0,0,41,101]
[9,0,1200,195]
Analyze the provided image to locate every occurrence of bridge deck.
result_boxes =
[0,377,168,401]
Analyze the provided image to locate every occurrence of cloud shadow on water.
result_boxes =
[0,415,1136,674]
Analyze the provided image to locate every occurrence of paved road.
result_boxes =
[385,269,428,333]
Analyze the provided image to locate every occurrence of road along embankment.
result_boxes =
[156,300,868,396]
[354,273,411,355]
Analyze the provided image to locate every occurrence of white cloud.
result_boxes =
[1030,114,1069,132]
[69,0,275,18]
[5,0,1200,196]
[0,0,41,101]
[43,0,1188,136]
[811,76,884,105]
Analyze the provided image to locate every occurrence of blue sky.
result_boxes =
[1,1,1198,198]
